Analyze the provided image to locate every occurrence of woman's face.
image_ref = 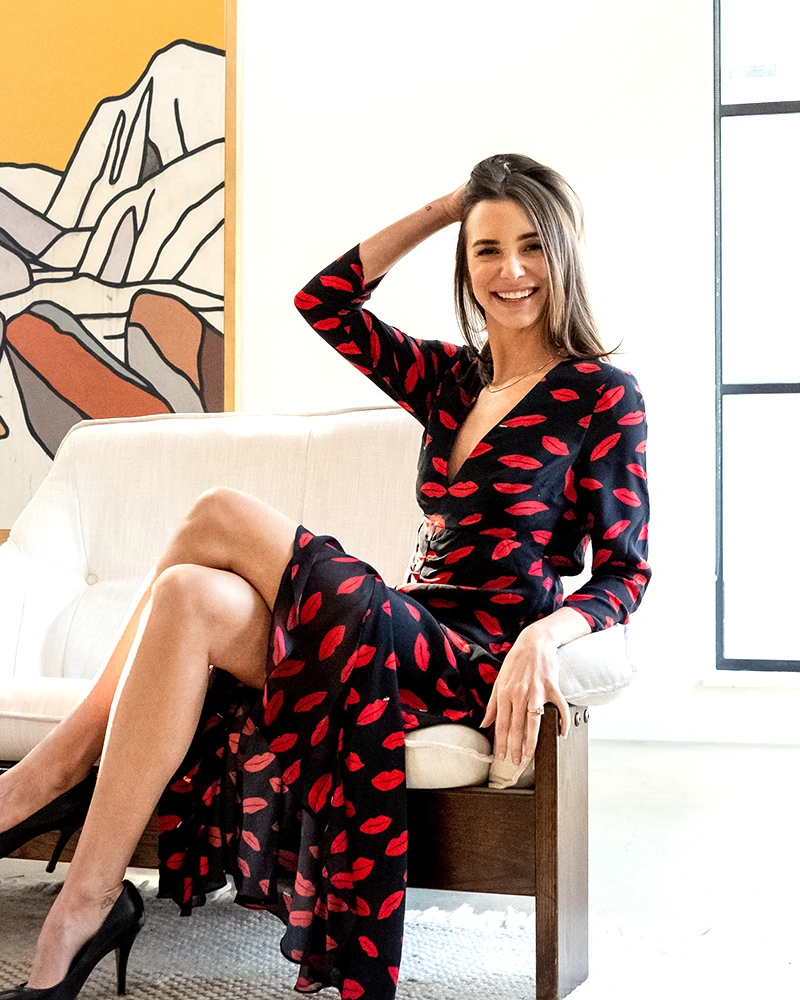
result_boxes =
[465,198,550,338]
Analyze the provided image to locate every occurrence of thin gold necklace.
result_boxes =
[487,356,558,393]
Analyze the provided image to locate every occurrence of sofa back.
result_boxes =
[0,407,426,683]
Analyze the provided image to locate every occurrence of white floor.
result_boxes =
[3,740,799,999]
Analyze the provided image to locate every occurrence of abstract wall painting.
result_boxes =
[0,1,236,529]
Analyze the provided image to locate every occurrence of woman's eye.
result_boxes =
[476,247,498,256]
[524,243,543,252]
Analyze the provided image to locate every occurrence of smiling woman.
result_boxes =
[286,151,652,999]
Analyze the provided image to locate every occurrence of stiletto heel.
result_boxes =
[114,921,144,996]
[0,880,145,999]
[45,826,80,873]
[0,771,96,866]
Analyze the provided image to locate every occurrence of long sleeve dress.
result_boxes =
[156,244,651,1000]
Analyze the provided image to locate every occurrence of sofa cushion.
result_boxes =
[556,623,636,707]
[403,724,493,789]
[0,678,92,761]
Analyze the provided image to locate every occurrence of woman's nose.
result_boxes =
[500,254,526,279]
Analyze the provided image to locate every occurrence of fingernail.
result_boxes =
[512,756,520,766]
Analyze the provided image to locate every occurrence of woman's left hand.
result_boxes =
[479,626,570,764]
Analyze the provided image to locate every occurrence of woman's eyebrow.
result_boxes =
[471,232,540,248]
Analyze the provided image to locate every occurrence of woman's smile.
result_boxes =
[492,287,538,302]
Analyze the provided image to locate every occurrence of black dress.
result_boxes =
[156,244,651,1000]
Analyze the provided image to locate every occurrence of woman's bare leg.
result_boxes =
[0,490,269,832]
[23,563,271,988]
[0,565,158,832]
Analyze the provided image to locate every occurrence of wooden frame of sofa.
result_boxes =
[2,702,588,999]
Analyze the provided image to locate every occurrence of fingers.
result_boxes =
[554,689,571,739]
[491,699,512,763]
[493,698,533,767]
[479,687,496,729]
[521,707,542,763]
[482,676,571,765]
[494,697,570,765]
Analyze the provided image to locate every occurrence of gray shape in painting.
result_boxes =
[98,206,137,284]
[29,302,153,391]
[0,245,32,297]
[5,345,85,459]
[0,189,63,256]
[141,139,163,184]
[126,324,203,413]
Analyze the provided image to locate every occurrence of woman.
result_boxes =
[0,153,650,1000]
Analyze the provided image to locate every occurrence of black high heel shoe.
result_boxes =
[0,771,97,872]
[0,879,145,998]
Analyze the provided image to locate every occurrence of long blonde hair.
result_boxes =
[454,154,616,386]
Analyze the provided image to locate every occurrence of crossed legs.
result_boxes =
[0,488,299,989]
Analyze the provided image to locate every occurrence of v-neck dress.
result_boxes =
[155,243,651,1000]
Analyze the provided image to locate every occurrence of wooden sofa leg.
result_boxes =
[534,702,589,1000]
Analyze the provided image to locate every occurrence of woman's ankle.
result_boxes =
[59,873,124,912]
[25,882,123,989]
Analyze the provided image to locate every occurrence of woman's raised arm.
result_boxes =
[293,184,469,427]
[359,184,466,285]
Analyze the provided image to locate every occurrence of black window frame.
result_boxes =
[714,0,800,671]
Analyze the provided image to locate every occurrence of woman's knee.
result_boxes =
[191,486,251,527]
[150,564,214,624]
[158,488,246,573]
[150,564,270,687]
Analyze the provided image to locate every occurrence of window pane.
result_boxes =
[721,113,800,385]
[722,394,800,661]
[721,0,800,104]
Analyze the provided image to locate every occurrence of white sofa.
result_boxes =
[0,406,637,790]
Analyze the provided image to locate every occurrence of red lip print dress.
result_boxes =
[156,244,651,1000]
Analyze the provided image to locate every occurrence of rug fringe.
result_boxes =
[1,878,536,931]
[404,903,536,932]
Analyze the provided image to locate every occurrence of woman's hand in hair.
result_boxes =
[440,182,468,225]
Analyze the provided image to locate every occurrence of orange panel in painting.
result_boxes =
[129,292,204,389]
[5,314,171,418]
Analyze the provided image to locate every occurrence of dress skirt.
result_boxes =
[156,522,497,1000]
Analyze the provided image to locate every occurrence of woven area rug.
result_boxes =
[0,877,539,999]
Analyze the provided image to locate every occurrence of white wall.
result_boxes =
[238,0,800,744]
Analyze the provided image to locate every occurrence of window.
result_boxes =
[715,0,800,670]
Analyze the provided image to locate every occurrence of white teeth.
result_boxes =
[496,289,534,300]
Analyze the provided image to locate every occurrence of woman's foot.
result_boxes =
[24,881,124,989]
[0,765,87,835]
